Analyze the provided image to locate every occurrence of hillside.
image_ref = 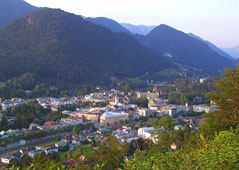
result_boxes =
[0,9,173,86]
[143,25,234,73]
[188,33,235,61]
[121,23,156,35]
[85,17,132,34]
[222,45,239,60]
[0,0,38,28]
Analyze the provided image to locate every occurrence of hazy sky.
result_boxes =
[25,0,239,48]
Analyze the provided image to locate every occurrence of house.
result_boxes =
[19,139,26,145]
[193,104,216,113]
[1,155,12,164]
[29,123,44,131]
[138,108,152,117]
[138,127,155,139]
[60,118,83,126]
[97,128,111,134]
[28,151,37,158]
[62,135,73,144]
[148,98,168,107]
[171,142,177,150]
[44,147,58,155]
[136,91,159,99]
[55,141,68,148]
[43,121,59,130]
[72,135,83,146]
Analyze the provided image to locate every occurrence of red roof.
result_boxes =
[44,121,56,127]
[117,128,124,131]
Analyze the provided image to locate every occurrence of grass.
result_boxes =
[0,82,6,88]
[59,145,94,161]
[157,69,180,76]
[126,78,145,84]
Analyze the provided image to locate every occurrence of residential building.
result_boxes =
[44,147,58,155]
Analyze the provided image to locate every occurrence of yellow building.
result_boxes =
[100,112,128,126]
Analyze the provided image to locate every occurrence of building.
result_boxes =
[148,98,168,107]
[138,127,155,139]
[29,123,44,131]
[100,112,128,126]
[171,142,177,150]
[60,118,83,126]
[19,139,26,145]
[160,105,189,117]
[44,147,58,155]
[138,108,152,117]
[55,141,68,148]
[1,155,12,164]
[136,91,159,99]
[193,104,215,113]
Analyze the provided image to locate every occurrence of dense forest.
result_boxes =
[0,8,173,87]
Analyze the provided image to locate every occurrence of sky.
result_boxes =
[25,0,239,48]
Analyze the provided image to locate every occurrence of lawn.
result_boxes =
[59,145,93,161]
[0,82,6,88]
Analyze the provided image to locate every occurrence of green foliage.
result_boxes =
[157,116,175,131]
[129,97,148,108]
[199,65,239,137]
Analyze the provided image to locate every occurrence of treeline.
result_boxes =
[0,101,66,131]
[158,78,215,105]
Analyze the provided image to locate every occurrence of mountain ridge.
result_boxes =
[121,23,156,35]
[142,24,234,73]
[0,8,173,86]
[0,0,38,28]
[222,45,239,60]
[188,33,235,61]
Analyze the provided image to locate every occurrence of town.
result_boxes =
[0,78,216,168]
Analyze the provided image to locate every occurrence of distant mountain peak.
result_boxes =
[0,0,38,28]
[120,23,156,35]
[85,17,132,34]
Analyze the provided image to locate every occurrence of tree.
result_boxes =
[94,135,127,170]
[147,118,159,127]
[137,121,142,128]
[157,116,175,131]
[199,65,239,137]
[73,127,80,135]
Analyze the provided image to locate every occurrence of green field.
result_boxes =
[0,82,6,88]
[157,69,180,76]
[59,145,93,161]
[126,78,145,84]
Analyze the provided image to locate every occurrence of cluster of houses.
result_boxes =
[0,98,28,111]
[0,133,83,164]
[0,88,214,165]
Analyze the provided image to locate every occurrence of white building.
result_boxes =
[138,127,155,139]
[193,104,216,113]
[60,118,83,126]
[138,108,152,117]
[1,155,12,164]
[44,147,58,155]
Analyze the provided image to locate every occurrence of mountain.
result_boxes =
[85,17,132,34]
[188,33,235,61]
[142,25,234,73]
[0,9,173,86]
[121,23,156,35]
[0,0,38,28]
[222,45,239,60]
